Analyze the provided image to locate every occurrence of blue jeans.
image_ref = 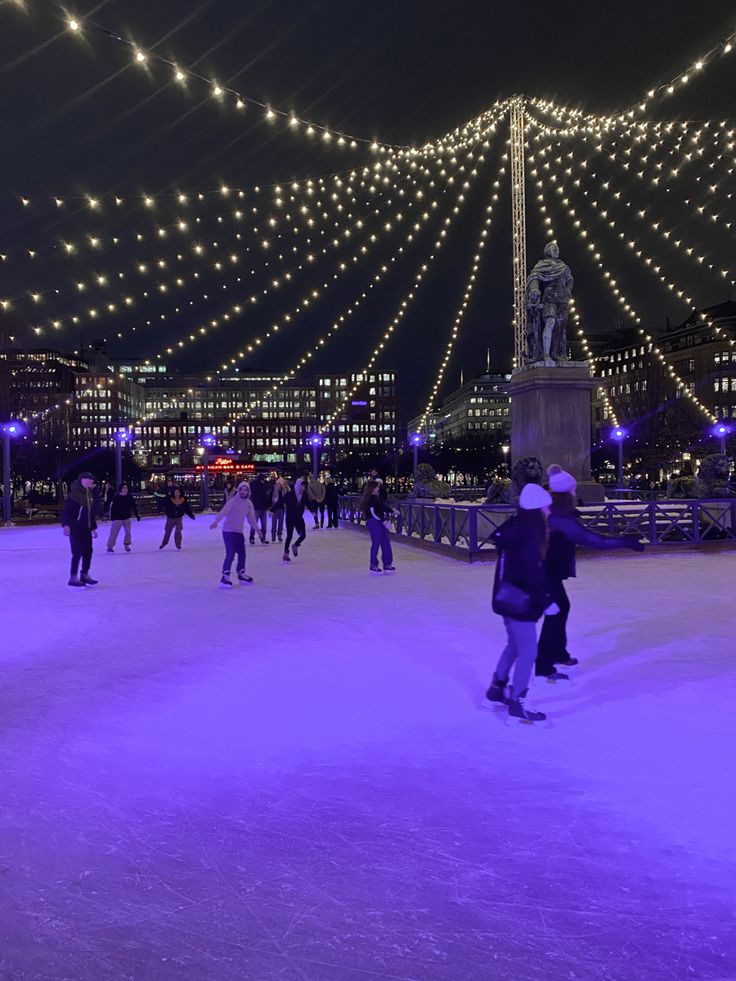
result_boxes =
[367,517,393,567]
[493,617,539,696]
[222,531,246,575]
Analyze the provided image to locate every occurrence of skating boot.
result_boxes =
[556,652,579,667]
[107,547,114,553]
[507,688,546,724]
[80,573,98,586]
[124,544,131,553]
[237,573,254,584]
[68,576,86,589]
[382,565,396,574]
[537,669,569,683]
[485,676,508,705]
[282,552,291,563]
[220,573,233,589]
[291,544,299,558]
[370,564,382,574]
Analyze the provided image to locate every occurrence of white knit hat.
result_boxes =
[548,469,577,493]
[519,483,552,510]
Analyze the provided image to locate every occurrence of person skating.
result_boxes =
[361,479,397,574]
[487,483,559,723]
[307,474,326,528]
[324,476,339,529]
[100,480,115,520]
[159,487,195,549]
[248,473,270,545]
[282,476,308,562]
[535,467,645,680]
[106,483,140,552]
[222,480,237,507]
[209,481,259,588]
[270,476,288,542]
[61,472,99,588]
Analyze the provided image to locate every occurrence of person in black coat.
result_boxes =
[487,483,557,723]
[61,472,99,588]
[282,477,308,562]
[106,483,140,553]
[249,473,270,545]
[361,480,397,573]
[536,467,645,679]
[270,476,288,542]
[324,476,340,529]
[159,488,195,549]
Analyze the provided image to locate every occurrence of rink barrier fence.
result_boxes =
[338,496,736,560]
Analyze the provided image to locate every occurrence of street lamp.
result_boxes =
[114,427,130,490]
[501,444,510,475]
[200,433,216,510]
[309,434,322,479]
[611,426,627,490]
[711,420,731,455]
[2,420,25,527]
[410,432,423,472]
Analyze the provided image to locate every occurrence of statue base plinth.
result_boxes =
[510,362,599,490]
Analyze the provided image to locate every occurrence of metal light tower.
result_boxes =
[510,96,527,368]
[200,433,216,510]
[2,421,24,527]
[310,434,322,479]
[410,432,423,472]
[114,428,129,489]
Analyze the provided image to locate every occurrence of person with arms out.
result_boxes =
[159,487,195,550]
[361,479,397,574]
[61,472,99,588]
[210,481,259,588]
[106,483,140,553]
[282,476,308,562]
[487,483,559,723]
[535,467,645,680]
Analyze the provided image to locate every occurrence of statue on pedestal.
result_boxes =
[524,241,574,365]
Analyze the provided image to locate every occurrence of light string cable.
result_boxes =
[526,140,619,425]
[528,145,716,422]
[144,111,505,369]
[316,143,500,437]
[539,141,736,292]
[219,128,501,428]
[3,151,448,337]
[416,157,506,431]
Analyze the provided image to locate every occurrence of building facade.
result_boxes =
[408,372,511,443]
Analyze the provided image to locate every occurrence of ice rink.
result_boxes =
[0,516,734,980]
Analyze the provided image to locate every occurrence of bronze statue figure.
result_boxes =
[524,241,574,364]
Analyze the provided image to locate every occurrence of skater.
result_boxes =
[209,481,259,587]
[159,487,195,549]
[487,483,559,723]
[100,480,115,520]
[61,472,99,588]
[361,479,397,574]
[282,476,308,562]
[153,479,175,513]
[270,476,288,542]
[367,467,388,502]
[324,476,340,528]
[535,467,645,679]
[222,480,237,506]
[249,472,270,544]
[106,483,140,553]
[307,474,325,528]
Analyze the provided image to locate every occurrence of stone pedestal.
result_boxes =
[510,362,597,486]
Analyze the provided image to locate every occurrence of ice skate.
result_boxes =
[291,544,299,558]
[282,552,291,562]
[124,545,131,553]
[237,573,254,584]
[555,654,579,667]
[220,574,233,589]
[370,564,382,574]
[507,688,546,724]
[485,677,508,705]
[107,547,114,553]
[80,573,98,586]
[68,576,86,589]
[536,669,569,683]
[382,565,396,574]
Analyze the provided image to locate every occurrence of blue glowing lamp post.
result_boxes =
[200,433,216,510]
[309,434,322,479]
[114,427,130,490]
[2,420,24,526]
[410,432,423,472]
[711,421,731,455]
[611,426,627,490]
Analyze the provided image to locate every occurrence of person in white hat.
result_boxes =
[487,482,558,723]
[536,465,644,678]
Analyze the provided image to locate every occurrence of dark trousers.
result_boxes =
[249,509,268,543]
[536,578,571,675]
[367,517,393,567]
[70,530,93,576]
[284,515,306,551]
[222,531,246,575]
[271,509,284,539]
[326,502,339,528]
[316,501,326,527]
[161,517,183,548]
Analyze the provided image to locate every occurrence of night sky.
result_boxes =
[0,0,734,418]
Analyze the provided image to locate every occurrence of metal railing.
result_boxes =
[339,495,736,558]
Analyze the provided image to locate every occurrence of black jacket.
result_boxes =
[271,485,287,512]
[249,478,270,510]
[61,481,98,534]
[162,495,195,520]
[283,487,306,521]
[110,493,140,521]
[491,515,551,621]
[324,481,339,505]
[362,497,395,522]
[545,512,643,580]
